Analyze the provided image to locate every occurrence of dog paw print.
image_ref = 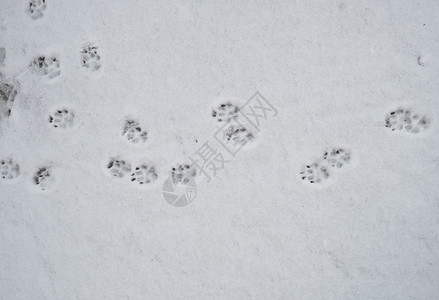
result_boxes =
[0,107,11,120]
[0,80,17,119]
[299,162,330,185]
[0,158,20,180]
[212,102,240,122]
[171,164,196,185]
[107,158,131,178]
[130,164,158,185]
[81,45,101,72]
[323,148,351,169]
[49,109,74,128]
[33,167,52,190]
[0,81,17,105]
[27,0,47,20]
[122,119,148,144]
[224,125,254,146]
[385,108,430,134]
[300,147,354,187]
[31,56,60,79]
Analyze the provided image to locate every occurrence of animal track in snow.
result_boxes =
[49,109,74,128]
[0,80,17,119]
[31,55,60,79]
[33,166,52,190]
[299,162,330,185]
[385,108,430,134]
[107,158,131,178]
[323,148,351,169]
[300,147,354,187]
[27,0,47,20]
[122,119,148,144]
[48,109,74,128]
[171,164,196,185]
[0,81,17,104]
[224,125,254,146]
[0,158,20,180]
[81,45,101,72]
[130,164,158,185]
[212,102,240,122]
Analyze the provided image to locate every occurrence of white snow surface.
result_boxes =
[1,0,439,299]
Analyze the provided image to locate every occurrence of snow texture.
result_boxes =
[1,0,439,299]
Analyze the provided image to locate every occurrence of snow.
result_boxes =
[1,0,439,299]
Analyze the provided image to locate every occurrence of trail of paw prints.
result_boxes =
[122,119,148,144]
[106,158,131,178]
[171,164,196,185]
[211,100,257,153]
[0,158,20,180]
[0,78,18,120]
[385,108,430,134]
[81,45,101,72]
[212,102,240,123]
[106,157,158,186]
[300,147,353,187]
[27,0,47,20]
[130,164,157,185]
[33,166,52,190]
[31,55,60,79]
[49,108,74,128]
